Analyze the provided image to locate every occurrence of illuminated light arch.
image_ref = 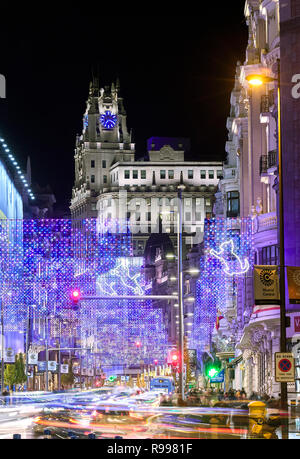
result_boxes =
[210,239,250,276]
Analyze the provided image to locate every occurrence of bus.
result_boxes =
[149,376,175,395]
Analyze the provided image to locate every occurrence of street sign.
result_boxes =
[210,369,225,384]
[275,353,295,382]
[28,353,38,365]
[37,361,47,372]
[60,364,69,374]
[4,348,15,363]
[48,361,57,372]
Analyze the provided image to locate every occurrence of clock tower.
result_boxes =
[71,78,135,221]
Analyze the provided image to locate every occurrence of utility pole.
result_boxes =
[177,185,185,402]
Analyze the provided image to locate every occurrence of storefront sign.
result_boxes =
[60,364,69,374]
[287,267,300,304]
[254,265,280,305]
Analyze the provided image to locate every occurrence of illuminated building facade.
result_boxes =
[213,0,300,399]
[70,79,223,256]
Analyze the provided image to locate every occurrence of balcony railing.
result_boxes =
[261,92,275,113]
[260,155,268,175]
[268,150,277,168]
[260,151,277,175]
[254,211,277,233]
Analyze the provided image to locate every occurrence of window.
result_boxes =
[188,170,194,179]
[103,175,107,184]
[195,212,201,221]
[124,170,130,179]
[133,170,138,179]
[91,175,95,183]
[160,170,166,179]
[200,170,206,179]
[141,170,146,179]
[102,160,107,169]
[209,170,214,179]
[205,198,211,207]
[217,170,223,179]
[185,212,191,221]
[146,212,151,221]
[168,170,174,179]
[91,160,95,168]
[227,191,240,217]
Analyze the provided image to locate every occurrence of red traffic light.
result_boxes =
[171,352,179,367]
[70,290,81,310]
[135,340,141,348]
[154,359,158,365]
[71,289,80,301]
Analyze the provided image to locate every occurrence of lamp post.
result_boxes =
[246,61,288,410]
[177,184,186,402]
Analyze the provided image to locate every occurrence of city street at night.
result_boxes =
[0,386,298,440]
[2,0,300,451]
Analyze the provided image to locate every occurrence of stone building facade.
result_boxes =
[214,0,300,398]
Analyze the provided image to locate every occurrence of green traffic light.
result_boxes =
[208,368,218,378]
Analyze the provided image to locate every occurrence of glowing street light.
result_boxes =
[246,62,288,411]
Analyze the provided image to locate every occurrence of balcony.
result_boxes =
[260,151,277,175]
[268,150,277,169]
[260,155,268,175]
[254,211,277,233]
[260,92,275,114]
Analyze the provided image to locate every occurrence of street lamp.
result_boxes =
[177,183,186,403]
[246,61,288,410]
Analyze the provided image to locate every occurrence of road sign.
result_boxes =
[210,369,225,384]
[275,353,295,382]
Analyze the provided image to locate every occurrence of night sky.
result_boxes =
[0,7,248,213]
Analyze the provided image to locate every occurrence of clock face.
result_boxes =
[100,110,117,129]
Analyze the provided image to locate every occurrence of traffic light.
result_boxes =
[135,340,141,348]
[205,360,221,380]
[70,289,81,311]
[154,359,158,365]
[171,351,179,369]
[208,368,218,378]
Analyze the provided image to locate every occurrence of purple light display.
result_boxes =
[0,219,167,366]
[190,217,254,359]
